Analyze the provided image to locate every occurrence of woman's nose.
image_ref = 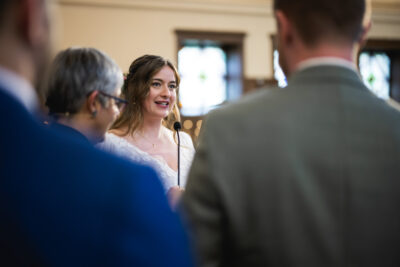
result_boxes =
[161,85,171,96]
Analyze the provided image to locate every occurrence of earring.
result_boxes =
[91,110,97,118]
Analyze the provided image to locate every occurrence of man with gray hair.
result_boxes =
[0,0,193,266]
[45,47,127,144]
[182,0,400,266]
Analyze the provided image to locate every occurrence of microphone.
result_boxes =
[173,122,182,187]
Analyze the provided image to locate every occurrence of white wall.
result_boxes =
[56,0,400,79]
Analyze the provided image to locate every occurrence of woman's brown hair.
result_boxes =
[110,55,181,136]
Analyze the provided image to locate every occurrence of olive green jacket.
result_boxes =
[182,65,400,267]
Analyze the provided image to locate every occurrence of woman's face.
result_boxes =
[142,65,177,120]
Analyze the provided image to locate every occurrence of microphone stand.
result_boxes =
[174,122,182,187]
[177,131,180,187]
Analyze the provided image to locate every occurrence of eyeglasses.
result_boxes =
[98,91,128,110]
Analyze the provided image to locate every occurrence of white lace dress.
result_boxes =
[97,131,195,192]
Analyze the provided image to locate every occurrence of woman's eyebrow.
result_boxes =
[152,78,176,83]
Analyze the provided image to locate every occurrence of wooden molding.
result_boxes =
[59,0,273,16]
[59,0,400,24]
[372,0,400,22]
[176,30,246,45]
[372,0,400,10]
[364,39,400,50]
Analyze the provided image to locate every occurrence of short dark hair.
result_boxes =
[274,0,365,45]
[0,0,13,13]
[0,0,17,27]
[45,47,123,115]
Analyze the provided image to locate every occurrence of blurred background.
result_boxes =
[54,0,400,142]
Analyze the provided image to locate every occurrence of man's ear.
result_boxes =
[19,0,49,47]
[275,10,294,47]
[359,0,372,49]
[358,21,371,49]
[86,91,99,113]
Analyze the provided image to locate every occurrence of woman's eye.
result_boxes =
[169,84,177,90]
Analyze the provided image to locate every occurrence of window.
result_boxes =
[359,40,400,102]
[271,35,287,88]
[176,30,245,143]
[359,51,391,99]
[178,46,227,116]
[176,30,244,117]
[273,49,287,88]
[271,37,400,102]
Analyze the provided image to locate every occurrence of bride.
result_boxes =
[98,55,195,207]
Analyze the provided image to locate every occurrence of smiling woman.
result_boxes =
[97,55,195,208]
[143,66,178,120]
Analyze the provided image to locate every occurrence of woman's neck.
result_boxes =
[139,116,165,139]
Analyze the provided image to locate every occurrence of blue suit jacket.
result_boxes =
[0,88,193,267]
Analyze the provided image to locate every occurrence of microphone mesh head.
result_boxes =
[173,121,182,131]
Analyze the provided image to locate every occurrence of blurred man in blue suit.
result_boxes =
[0,0,193,266]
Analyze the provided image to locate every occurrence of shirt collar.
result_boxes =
[296,57,358,74]
[0,66,39,113]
